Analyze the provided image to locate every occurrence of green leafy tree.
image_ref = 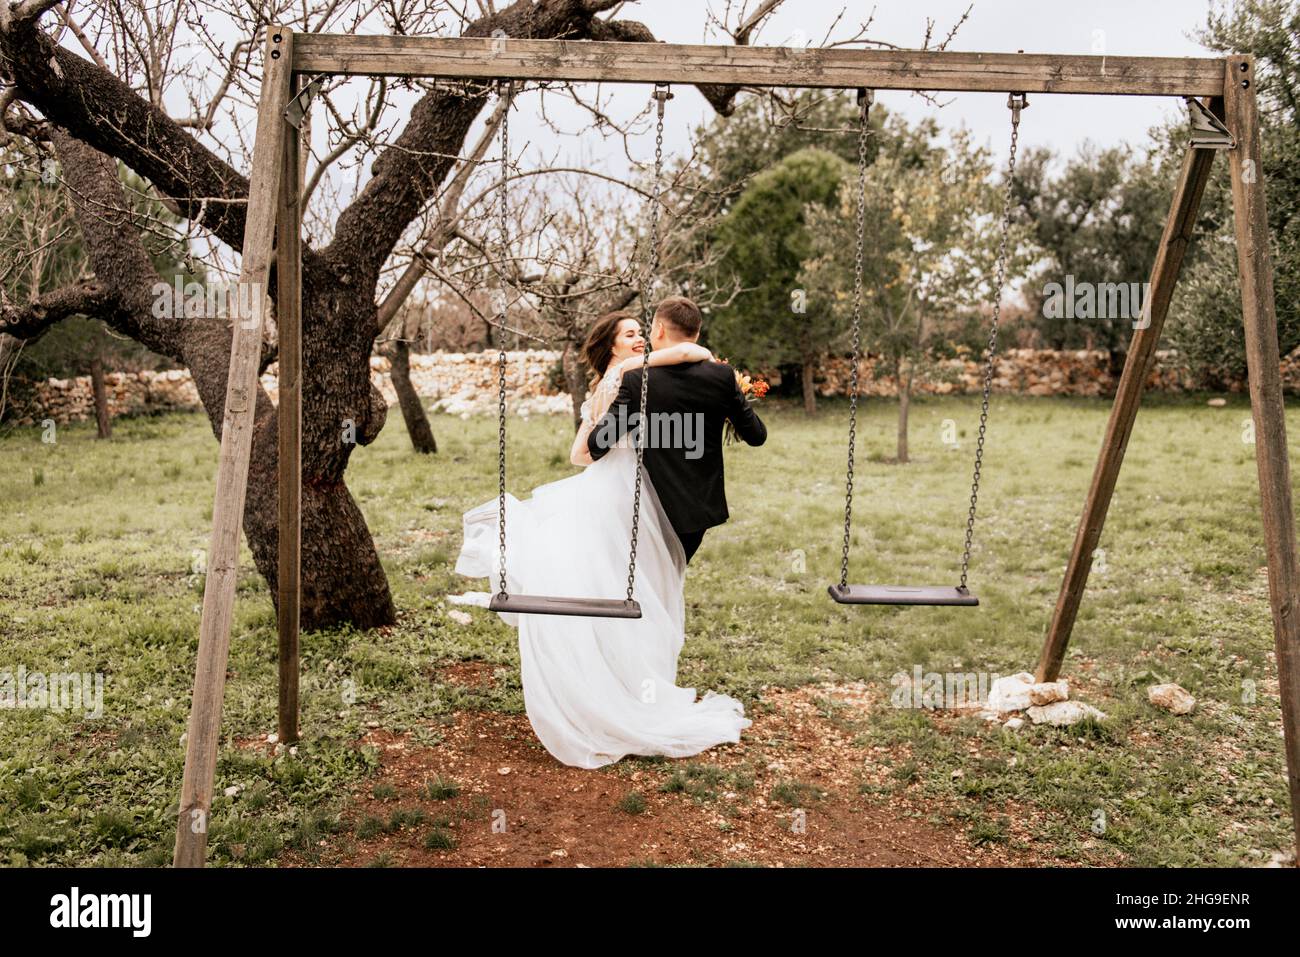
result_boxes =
[694,90,878,208]
[1166,0,1300,386]
[1013,143,1170,367]
[681,90,887,406]
[706,146,852,412]
[802,117,1032,462]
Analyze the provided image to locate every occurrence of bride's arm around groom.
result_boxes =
[569,340,715,467]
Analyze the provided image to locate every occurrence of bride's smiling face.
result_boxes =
[609,318,645,363]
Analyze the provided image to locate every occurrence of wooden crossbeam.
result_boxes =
[292,35,1225,97]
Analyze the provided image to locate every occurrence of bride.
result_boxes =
[451,310,752,769]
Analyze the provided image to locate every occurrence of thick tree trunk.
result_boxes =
[89,354,112,439]
[181,279,397,630]
[38,127,398,632]
[386,339,437,454]
[896,356,912,464]
[242,399,396,629]
[0,335,21,421]
[801,359,817,414]
[4,3,748,632]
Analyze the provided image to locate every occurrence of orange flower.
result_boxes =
[723,370,769,445]
[729,367,768,399]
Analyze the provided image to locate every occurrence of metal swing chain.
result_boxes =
[958,92,1026,591]
[495,80,512,598]
[625,84,670,603]
[839,88,872,590]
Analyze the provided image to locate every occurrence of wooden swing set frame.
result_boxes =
[173,27,1300,867]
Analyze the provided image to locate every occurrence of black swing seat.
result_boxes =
[828,584,979,607]
[488,593,642,619]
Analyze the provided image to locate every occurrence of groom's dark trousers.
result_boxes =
[586,360,767,564]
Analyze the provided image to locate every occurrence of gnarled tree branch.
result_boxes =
[0,278,111,339]
[2,16,252,251]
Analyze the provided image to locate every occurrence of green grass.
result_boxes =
[769,780,826,808]
[422,776,460,802]
[618,791,648,815]
[0,394,1294,866]
[423,827,457,850]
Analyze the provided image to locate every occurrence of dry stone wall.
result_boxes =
[9,348,1297,426]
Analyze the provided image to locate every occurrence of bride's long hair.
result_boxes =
[581,309,636,388]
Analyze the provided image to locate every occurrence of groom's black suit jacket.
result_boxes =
[587,361,767,542]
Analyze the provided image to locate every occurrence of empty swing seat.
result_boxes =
[488,594,642,619]
[828,584,979,607]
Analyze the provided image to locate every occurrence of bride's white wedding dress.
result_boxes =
[451,365,751,769]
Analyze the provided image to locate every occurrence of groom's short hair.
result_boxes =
[654,296,703,339]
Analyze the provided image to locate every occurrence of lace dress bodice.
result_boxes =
[580,365,625,427]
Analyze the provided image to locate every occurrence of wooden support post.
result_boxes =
[173,27,294,868]
[1224,56,1300,860]
[1035,109,1220,684]
[277,71,303,747]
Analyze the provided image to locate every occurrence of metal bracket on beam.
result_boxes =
[1186,97,1235,150]
[284,74,325,130]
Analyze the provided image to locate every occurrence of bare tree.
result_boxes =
[0,0,782,628]
[421,136,744,429]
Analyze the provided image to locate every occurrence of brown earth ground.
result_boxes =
[279,665,1069,868]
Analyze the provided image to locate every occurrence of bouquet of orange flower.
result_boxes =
[720,360,770,445]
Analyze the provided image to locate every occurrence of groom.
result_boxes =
[582,295,767,563]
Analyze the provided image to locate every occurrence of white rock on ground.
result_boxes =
[1029,679,1069,706]
[987,672,1070,711]
[1026,700,1107,726]
[986,672,1036,711]
[1147,682,1196,715]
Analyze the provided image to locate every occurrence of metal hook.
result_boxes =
[857,88,875,121]
[1007,92,1029,126]
[652,83,673,118]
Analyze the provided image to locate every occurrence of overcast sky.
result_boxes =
[499,0,1222,178]
[124,0,1226,266]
